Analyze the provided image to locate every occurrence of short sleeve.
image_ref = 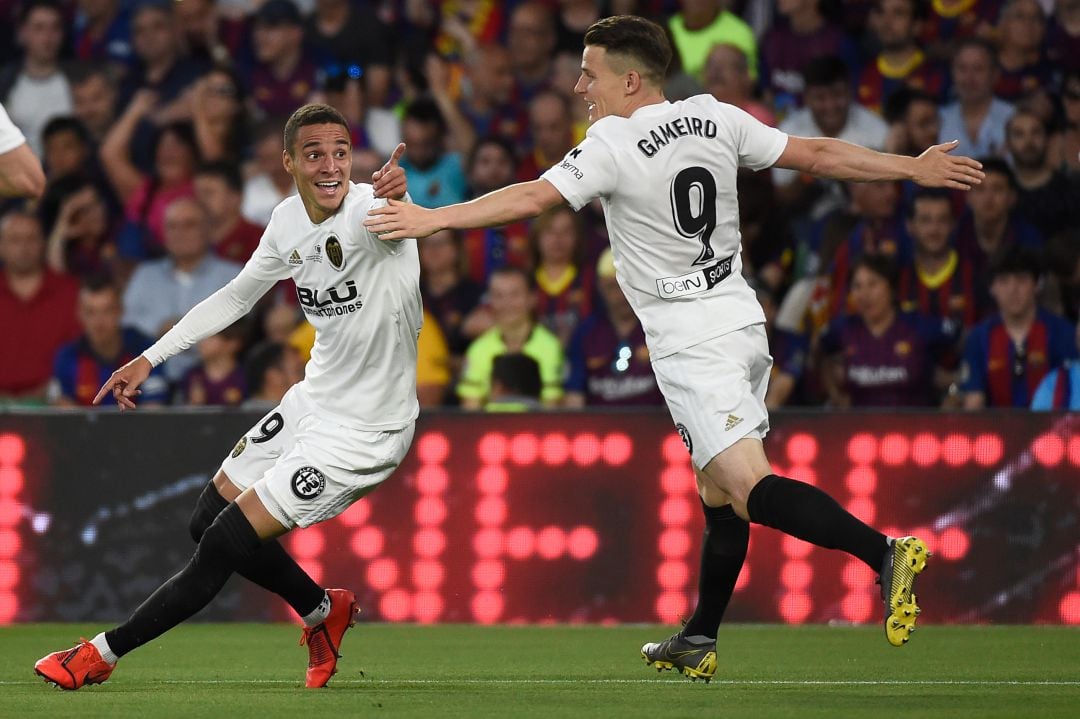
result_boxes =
[540,133,619,211]
[714,100,788,171]
[0,103,26,155]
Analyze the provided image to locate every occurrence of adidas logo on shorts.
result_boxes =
[725,414,743,431]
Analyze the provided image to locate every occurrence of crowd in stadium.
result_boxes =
[0,0,1078,411]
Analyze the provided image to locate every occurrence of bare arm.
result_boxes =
[774,137,985,190]
[0,142,45,198]
[100,90,157,203]
[365,179,565,240]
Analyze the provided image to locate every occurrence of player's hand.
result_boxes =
[912,140,985,190]
[364,198,440,240]
[372,143,407,200]
[93,355,153,411]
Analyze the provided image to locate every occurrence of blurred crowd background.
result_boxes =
[0,0,1078,413]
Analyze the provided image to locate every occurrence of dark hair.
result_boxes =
[491,353,542,399]
[403,97,448,134]
[18,0,63,25]
[583,15,672,87]
[67,62,115,87]
[466,135,517,173]
[977,157,1018,190]
[283,103,349,157]
[42,116,91,146]
[989,245,1042,282]
[883,87,936,124]
[951,37,997,65]
[80,272,119,296]
[873,0,927,20]
[850,252,900,295]
[195,161,244,192]
[802,55,849,89]
[1006,108,1049,137]
[906,188,953,219]
[489,264,536,291]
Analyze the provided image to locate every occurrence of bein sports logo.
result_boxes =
[655,256,733,299]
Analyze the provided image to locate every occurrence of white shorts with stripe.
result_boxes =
[652,323,773,470]
[220,385,415,529]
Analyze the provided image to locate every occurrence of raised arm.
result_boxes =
[364,178,565,240]
[774,137,985,190]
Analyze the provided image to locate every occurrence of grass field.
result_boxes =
[2,623,1078,718]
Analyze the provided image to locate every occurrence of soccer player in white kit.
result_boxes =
[0,102,46,198]
[35,104,420,690]
[366,16,985,682]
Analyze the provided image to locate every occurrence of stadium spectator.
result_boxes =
[247,0,321,120]
[553,0,605,55]
[180,320,248,406]
[564,249,663,407]
[485,352,543,411]
[71,0,133,67]
[519,90,576,181]
[419,228,486,366]
[305,0,393,108]
[857,0,948,114]
[954,158,1043,276]
[0,209,80,402]
[68,64,118,145]
[462,136,531,284]
[40,117,94,181]
[416,309,453,407]
[760,0,850,118]
[122,197,241,382]
[1048,0,1080,75]
[939,38,1014,158]
[993,0,1053,101]
[194,162,264,264]
[428,44,521,157]
[884,88,943,156]
[458,266,564,409]
[189,67,249,166]
[173,0,247,68]
[48,276,168,406]
[44,175,117,279]
[241,119,297,226]
[703,44,775,127]
[1005,109,1080,240]
[0,0,73,157]
[530,205,595,347]
[899,189,982,328]
[919,0,999,62]
[241,340,303,411]
[399,98,469,208]
[507,2,559,102]
[959,246,1077,407]
[667,0,758,83]
[820,253,959,407]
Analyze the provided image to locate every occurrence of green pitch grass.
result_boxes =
[2,624,1078,718]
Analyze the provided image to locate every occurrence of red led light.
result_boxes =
[415,496,448,526]
[413,528,447,557]
[0,468,23,496]
[786,465,817,486]
[660,466,695,495]
[477,433,508,465]
[0,500,19,527]
[1069,436,1080,467]
[659,528,692,558]
[475,497,507,527]
[413,591,443,624]
[0,434,25,466]
[472,591,504,624]
[734,565,749,591]
[779,592,811,624]
[350,526,384,559]
[510,433,540,465]
[416,465,449,495]
[660,497,693,526]
[297,559,322,586]
[412,560,445,590]
[471,559,505,589]
[657,560,689,590]
[846,498,876,525]
[338,499,370,527]
[0,529,18,558]
[845,467,877,496]
[911,433,941,467]
[540,433,570,465]
[1059,591,1080,624]
[536,526,566,559]
[847,433,877,465]
[567,526,599,559]
[841,592,873,623]
[782,535,813,559]
[476,465,509,495]
[910,527,935,554]
[416,432,450,465]
[504,526,535,559]
[289,529,324,559]
[1032,433,1065,467]
[879,433,910,466]
[367,558,398,590]
[780,560,813,591]
[942,434,972,466]
[937,527,970,561]
[655,592,688,623]
[786,433,818,465]
[472,528,503,558]
[571,433,601,466]
[842,560,874,589]
[663,434,688,463]
[380,589,412,622]
[973,434,1003,467]
[0,560,18,590]
[601,433,633,466]
[0,591,15,624]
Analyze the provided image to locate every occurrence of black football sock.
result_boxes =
[106,504,262,657]
[746,474,888,570]
[188,482,325,619]
[681,502,749,641]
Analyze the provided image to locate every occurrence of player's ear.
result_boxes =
[625,69,641,94]
[282,149,294,175]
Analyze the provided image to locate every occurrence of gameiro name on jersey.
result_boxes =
[541,95,788,359]
[143,182,422,430]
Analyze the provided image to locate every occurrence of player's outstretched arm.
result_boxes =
[775,137,985,190]
[365,179,565,240]
[371,142,407,200]
[93,356,152,410]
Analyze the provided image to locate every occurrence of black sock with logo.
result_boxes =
[681,502,749,641]
[746,474,888,570]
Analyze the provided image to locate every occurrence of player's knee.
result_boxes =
[197,503,263,566]
[189,481,230,543]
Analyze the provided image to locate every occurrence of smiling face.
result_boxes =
[284,123,352,224]
[574,45,630,123]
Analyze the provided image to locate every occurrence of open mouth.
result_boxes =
[315,181,341,197]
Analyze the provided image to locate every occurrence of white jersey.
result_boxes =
[541,95,788,359]
[0,102,27,155]
[144,182,422,430]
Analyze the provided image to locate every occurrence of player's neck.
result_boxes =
[90,333,124,362]
[621,92,667,119]
[498,319,534,351]
[864,306,897,336]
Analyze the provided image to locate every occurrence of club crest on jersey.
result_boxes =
[675,423,693,454]
[230,436,247,458]
[291,466,326,500]
[325,235,346,270]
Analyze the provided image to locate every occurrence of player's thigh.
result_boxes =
[218,392,304,494]
[253,420,416,530]
[652,324,773,473]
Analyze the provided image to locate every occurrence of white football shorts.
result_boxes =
[220,385,415,529]
[651,322,772,470]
